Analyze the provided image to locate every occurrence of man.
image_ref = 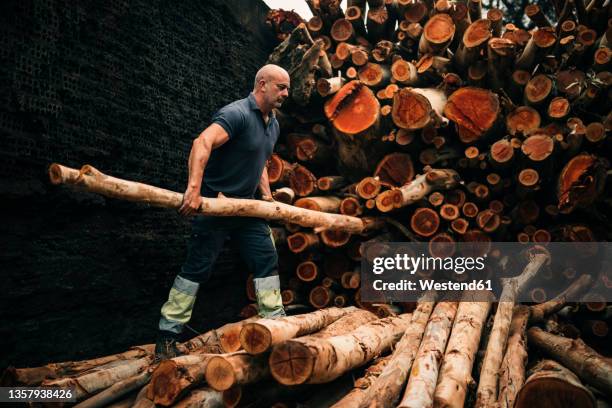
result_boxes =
[155,64,290,361]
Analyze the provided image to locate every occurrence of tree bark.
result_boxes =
[497,305,530,408]
[269,314,413,385]
[515,360,596,408]
[239,307,358,355]
[475,252,550,407]
[434,293,493,408]
[527,327,612,396]
[359,292,437,408]
[49,164,367,233]
[398,302,458,408]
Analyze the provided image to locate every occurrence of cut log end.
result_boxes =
[324,80,380,135]
[392,88,433,130]
[444,87,499,140]
[205,356,236,391]
[507,106,541,136]
[240,323,273,355]
[411,207,440,237]
[521,134,554,162]
[269,341,314,386]
[149,360,183,406]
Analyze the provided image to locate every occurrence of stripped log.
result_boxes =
[530,274,594,323]
[434,293,493,408]
[269,314,412,385]
[376,169,460,212]
[330,355,393,408]
[239,307,358,355]
[74,371,151,408]
[398,301,458,408]
[497,305,530,408]
[181,317,260,354]
[1,345,153,386]
[42,356,153,401]
[48,164,366,234]
[359,292,437,407]
[475,251,550,407]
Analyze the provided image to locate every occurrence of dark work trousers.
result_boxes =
[158,215,281,334]
[180,215,278,283]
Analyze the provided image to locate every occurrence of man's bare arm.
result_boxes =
[179,123,230,215]
[259,166,273,201]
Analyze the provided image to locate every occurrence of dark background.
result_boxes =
[0,0,274,369]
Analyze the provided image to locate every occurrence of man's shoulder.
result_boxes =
[219,96,251,114]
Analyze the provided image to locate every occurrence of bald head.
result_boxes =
[252,64,290,114]
[253,64,290,91]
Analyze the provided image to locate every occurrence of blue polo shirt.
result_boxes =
[202,93,280,198]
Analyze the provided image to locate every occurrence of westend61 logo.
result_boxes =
[372,253,486,275]
[360,242,612,302]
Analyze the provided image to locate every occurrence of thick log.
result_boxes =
[317,176,347,191]
[205,352,268,391]
[74,371,151,408]
[487,38,516,90]
[475,252,550,407]
[525,74,553,106]
[239,307,358,355]
[331,18,355,43]
[398,302,458,408]
[455,19,492,71]
[434,294,492,408]
[2,345,153,386]
[419,13,455,55]
[515,27,557,71]
[289,164,318,197]
[148,354,214,406]
[181,316,259,354]
[515,360,596,408]
[444,87,500,143]
[324,80,386,178]
[527,327,612,396]
[521,133,554,163]
[497,305,530,408]
[49,164,366,234]
[359,292,437,407]
[557,153,608,214]
[530,274,594,323]
[392,87,448,130]
[374,152,415,188]
[376,169,460,212]
[269,314,412,385]
[330,355,393,408]
[42,356,153,401]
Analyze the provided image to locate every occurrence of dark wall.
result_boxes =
[0,0,274,369]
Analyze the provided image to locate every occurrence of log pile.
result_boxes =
[10,0,611,407]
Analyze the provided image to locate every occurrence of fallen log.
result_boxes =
[269,314,413,385]
[434,293,493,408]
[239,306,358,355]
[497,305,530,408]
[515,360,596,408]
[74,371,151,408]
[354,292,438,407]
[48,164,367,233]
[530,274,594,323]
[527,327,612,396]
[42,356,153,401]
[475,251,550,407]
[398,301,459,408]
[205,352,269,391]
[330,354,393,408]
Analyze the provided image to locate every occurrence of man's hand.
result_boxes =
[179,187,202,216]
[261,194,274,202]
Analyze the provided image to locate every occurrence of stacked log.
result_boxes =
[29,1,612,407]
